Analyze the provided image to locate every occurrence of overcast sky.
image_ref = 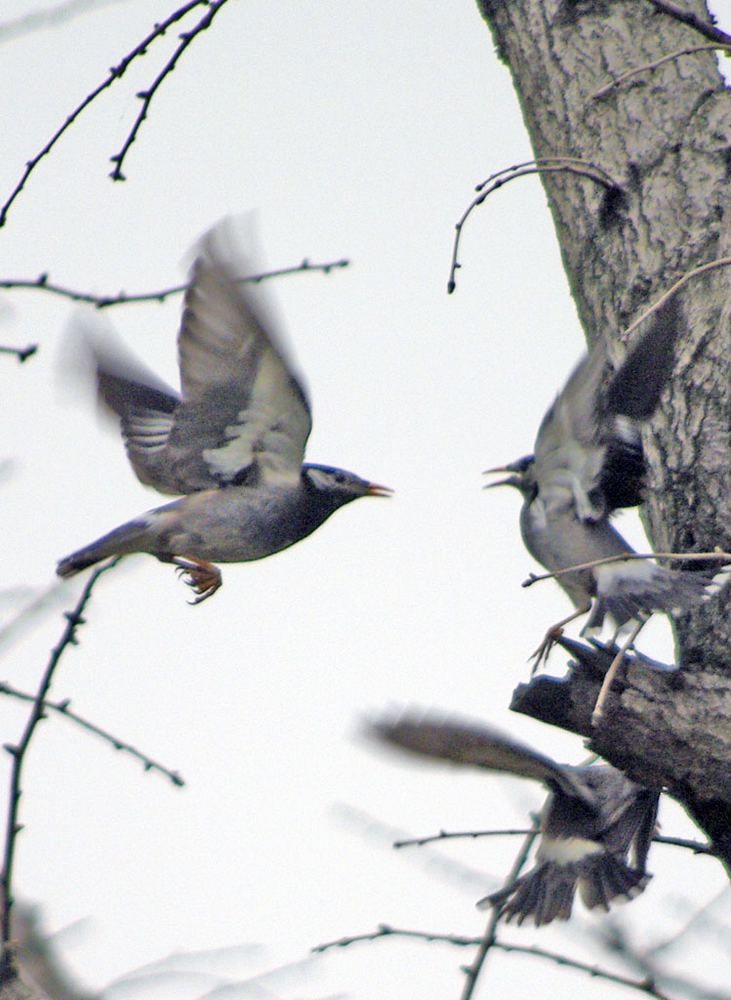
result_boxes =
[1,2,729,998]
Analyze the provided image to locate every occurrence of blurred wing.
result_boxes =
[171,220,312,489]
[68,315,184,495]
[533,297,681,522]
[370,713,596,808]
[582,767,659,865]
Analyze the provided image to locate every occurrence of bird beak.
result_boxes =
[482,466,521,490]
[367,482,394,497]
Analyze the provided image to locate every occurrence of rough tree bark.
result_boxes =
[474,0,731,867]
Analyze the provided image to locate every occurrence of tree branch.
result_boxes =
[0,1,211,227]
[0,560,118,975]
[448,158,624,293]
[592,45,731,100]
[314,923,678,1000]
[0,258,349,309]
[644,0,731,46]
[109,0,232,181]
[459,821,539,1000]
[0,682,184,787]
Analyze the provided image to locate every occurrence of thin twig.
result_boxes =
[394,828,534,849]
[0,681,184,787]
[474,158,620,192]
[0,559,118,969]
[645,0,731,46]
[653,834,716,856]
[395,827,716,855]
[592,618,647,726]
[492,940,674,1000]
[600,919,728,1000]
[0,344,37,363]
[313,924,481,953]
[0,1,208,227]
[0,258,349,309]
[314,924,676,999]
[110,0,232,181]
[521,550,731,588]
[460,820,540,1000]
[592,45,731,99]
[448,159,623,293]
[623,257,731,337]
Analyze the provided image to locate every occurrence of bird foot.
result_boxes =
[529,626,564,674]
[173,556,222,605]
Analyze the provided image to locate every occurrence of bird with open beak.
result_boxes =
[57,218,392,602]
[484,296,719,665]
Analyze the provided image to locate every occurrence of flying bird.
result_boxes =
[57,219,391,602]
[484,297,718,664]
[371,713,658,926]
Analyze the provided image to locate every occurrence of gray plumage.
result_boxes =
[371,713,658,926]
[485,298,717,638]
[57,219,391,601]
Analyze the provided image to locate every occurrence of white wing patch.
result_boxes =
[201,351,310,484]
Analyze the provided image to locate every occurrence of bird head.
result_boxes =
[483,455,536,498]
[304,464,393,505]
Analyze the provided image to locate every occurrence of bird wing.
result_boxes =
[171,221,312,490]
[370,713,596,809]
[69,315,183,495]
[580,766,659,864]
[533,297,682,522]
[81,220,312,496]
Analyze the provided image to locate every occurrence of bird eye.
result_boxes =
[335,473,346,484]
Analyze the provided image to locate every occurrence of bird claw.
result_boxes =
[172,557,222,605]
[529,626,564,674]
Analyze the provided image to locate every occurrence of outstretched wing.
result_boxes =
[370,712,596,808]
[533,297,682,522]
[86,218,312,496]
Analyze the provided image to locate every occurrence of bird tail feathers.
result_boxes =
[480,855,650,926]
[57,519,149,577]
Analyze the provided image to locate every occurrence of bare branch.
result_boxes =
[109,0,233,182]
[314,923,678,1000]
[0,682,184,787]
[652,834,716,856]
[394,828,534,848]
[592,45,731,100]
[600,919,730,1000]
[622,257,731,336]
[313,923,481,953]
[395,826,716,856]
[644,0,731,47]
[460,821,539,1000]
[448,159,624,293]
[521,550,731,589]
[0,346,37,364]
[0,559,119,972]
[0,258,350,309]
[0,1,209,228]
[491,940,675,1000]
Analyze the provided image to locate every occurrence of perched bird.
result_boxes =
[371,713,659,926]
[484,297,718,663]
[57,219,392,602]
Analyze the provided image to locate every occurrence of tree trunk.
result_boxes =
[474,0,731,866]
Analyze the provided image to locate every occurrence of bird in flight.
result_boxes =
[484,296,719,666]
[57,219,391,602]
[371,711,658,926]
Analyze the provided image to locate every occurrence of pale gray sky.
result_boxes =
[1,2,728,998]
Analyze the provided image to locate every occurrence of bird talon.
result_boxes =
[172,557,222,605]
[529,626,564,673]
